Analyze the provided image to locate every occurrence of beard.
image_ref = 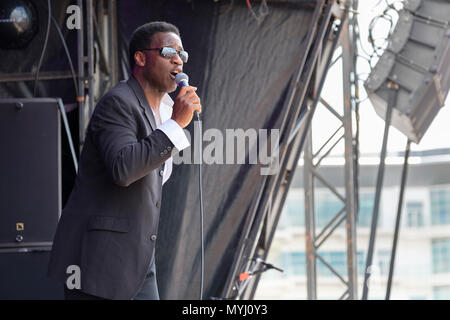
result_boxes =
[144,68,177,94]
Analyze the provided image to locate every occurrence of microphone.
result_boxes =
[175,72,189,88]
[175,72,199,119]
[254,258,284,272]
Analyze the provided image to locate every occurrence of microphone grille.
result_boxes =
[175,72,189,86]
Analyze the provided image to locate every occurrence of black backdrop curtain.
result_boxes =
[118,0,316,299]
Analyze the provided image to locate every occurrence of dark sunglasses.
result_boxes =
[140,47,189,63]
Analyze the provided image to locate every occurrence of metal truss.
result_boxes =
[78,0,120,152]
[221,0,353,300]
[303,0,360,300]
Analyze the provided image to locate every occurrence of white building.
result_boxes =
[255,150,450,300]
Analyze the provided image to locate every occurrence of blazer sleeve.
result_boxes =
[89,94,174,187]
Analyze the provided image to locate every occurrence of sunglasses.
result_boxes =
[140,47,189,63]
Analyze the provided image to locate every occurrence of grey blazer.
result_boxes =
[48,76,185,299]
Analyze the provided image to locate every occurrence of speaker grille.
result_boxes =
[0,98,61,248]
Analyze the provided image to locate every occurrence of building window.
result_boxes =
[358,251,366,276]
[432,238,450,274]
[409,296,427,300]
[433,286,450,300]
[315,192,345,229]
[430,189,450,225]
[377,250,391,276]
[317,251,347,277]
[281,252,306,276]
[279,192,304,228]
[281,251,366,278]
[358,192,374,227]
[406,201,424,227]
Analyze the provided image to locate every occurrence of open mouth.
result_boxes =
[170,69,182,80]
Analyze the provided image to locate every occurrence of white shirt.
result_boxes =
[150,93,189,185]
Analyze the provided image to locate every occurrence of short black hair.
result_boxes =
[128,21,180,70]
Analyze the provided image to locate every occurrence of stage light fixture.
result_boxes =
[0,0,38,49]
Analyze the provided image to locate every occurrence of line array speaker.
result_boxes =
[365,0,450,143]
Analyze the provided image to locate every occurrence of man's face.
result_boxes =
[142,32,184,93]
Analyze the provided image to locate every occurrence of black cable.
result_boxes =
[33,0,52,97]
[195,111,204,300]
[51,15,79,98]
[355,0,402,86]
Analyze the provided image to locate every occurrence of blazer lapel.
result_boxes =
[127,76,157,131]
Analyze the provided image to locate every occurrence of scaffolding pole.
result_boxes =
[362,81,399,299]
[385,139,411,300]
[304,128,317,300]
[77,0,85,152]
[221,0,334,300]
[302,0,358,299]
[341,5,358,300]
[241,1,351,300]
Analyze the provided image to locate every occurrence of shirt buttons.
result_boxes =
[156,201,161,208]
[150,234,157,241]
[159,169,164,177]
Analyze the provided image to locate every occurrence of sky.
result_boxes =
[312,0,449,156]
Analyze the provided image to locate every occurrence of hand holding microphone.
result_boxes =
[171,73,202,128]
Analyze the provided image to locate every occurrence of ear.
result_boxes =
[134,51,146,67]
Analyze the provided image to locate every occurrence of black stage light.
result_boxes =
[0,0,38,49]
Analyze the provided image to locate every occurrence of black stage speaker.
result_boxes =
[365,0,450,143]
[0,98,61,249]
[0,98,63,299]
[0,250,64,299]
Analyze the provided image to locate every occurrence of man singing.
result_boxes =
[48,21,201,300]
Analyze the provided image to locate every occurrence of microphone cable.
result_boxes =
[194,110,204,300]
[33,0,51,97]
[175,73,205,300]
